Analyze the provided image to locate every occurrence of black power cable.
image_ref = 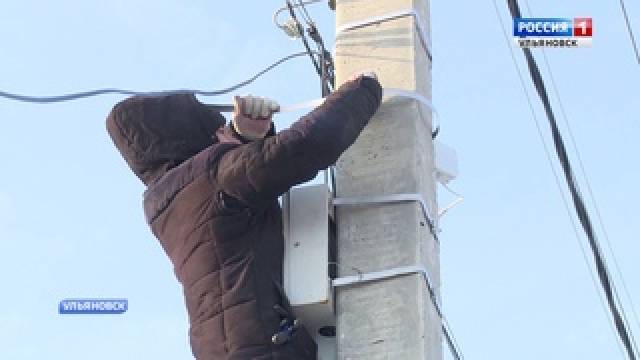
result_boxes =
[285,0,334,97]
[618,0,640,64]
[286,1,323,80]
[0,52,312,104]
[307,24,335,96]
[505,1,639,359]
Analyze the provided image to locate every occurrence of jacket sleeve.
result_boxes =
[214,76,383,206]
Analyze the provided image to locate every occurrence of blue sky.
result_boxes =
[0,1,638,359]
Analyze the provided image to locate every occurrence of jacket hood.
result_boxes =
[106,93,226,185]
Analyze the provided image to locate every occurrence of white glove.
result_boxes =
[235,95,280,119]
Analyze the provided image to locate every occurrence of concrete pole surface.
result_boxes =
[334,0,440,359]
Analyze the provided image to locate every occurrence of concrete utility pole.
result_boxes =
[334,0,441,359]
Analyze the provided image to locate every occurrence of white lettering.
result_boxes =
[519,23,528,32]
[520,21,569,34]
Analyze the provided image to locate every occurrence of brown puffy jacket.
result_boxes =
[106,77,382,359]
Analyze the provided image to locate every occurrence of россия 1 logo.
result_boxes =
[513,18,592,48]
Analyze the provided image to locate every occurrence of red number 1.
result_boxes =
[573,18,593,37]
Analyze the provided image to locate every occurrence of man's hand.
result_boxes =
[232,95,280,140]
[234,95,280,120]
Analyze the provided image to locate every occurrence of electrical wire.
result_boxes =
[490,2,627,357]
[295,0,314,25]
[442,316,464,360]
[618,0,640,64]
[285,1,324,81]
[510,2,637,356]
[0,52,313,104]
[283,1,333,95]
[431,286,464,360]
[505,0,639,358]
[523,0,640,339]
[522,0,640,346]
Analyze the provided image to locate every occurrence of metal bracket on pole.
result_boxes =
[332,193,439,243]
[336,8,433,64]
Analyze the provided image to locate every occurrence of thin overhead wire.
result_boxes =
[505,0,639,358]
[522,0,640,338]
[441,314,464,360]
[0,52,312,104]
[285,1,323,80]
[295,0,314,25]
[489,3,626,358]
[618,0,640,64]
[283,1,333,95]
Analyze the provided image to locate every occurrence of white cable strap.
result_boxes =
[216,89,435,115]
[332,264,442,315]
[279,88,436,117]
[279,98,325,113]
[383,88,438,118]
[335,8,432,63]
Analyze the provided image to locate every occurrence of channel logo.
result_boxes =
[513,18,592,48]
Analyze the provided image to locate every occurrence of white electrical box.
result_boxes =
[435,140,459,184]
[282,183,336,360]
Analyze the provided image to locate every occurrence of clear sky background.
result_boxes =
[0,1,638,359]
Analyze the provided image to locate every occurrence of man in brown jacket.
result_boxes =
[106,73,382,359]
